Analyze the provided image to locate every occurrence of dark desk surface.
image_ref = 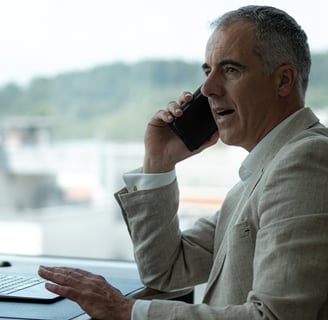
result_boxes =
[0,254,143,320]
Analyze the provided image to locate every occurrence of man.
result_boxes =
[39,5,328,319]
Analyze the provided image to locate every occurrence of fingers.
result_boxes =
[177,91,193,106]
[38,266,79,300]
[153,91,193,125]
[152,109,175,124]
[45,282,80,301]
[39,266,93,284]
[38,266,105,297]
[38,266,135,319]
[167,91,193,117]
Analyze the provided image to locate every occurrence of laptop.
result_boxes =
[0,273,61,303]
[0,272,143,303]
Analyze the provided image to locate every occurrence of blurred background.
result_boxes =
[0,0,327,260]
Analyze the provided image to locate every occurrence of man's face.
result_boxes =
[201,21,282,151]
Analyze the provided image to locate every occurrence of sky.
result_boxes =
[0,0,328,86]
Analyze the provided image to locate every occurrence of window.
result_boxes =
[0,0,327,261]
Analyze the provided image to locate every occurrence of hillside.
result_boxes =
[0,55,327,141]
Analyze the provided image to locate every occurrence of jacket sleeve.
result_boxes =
[115,180,216,291]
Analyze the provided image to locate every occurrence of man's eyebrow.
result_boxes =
[201,59,245,70]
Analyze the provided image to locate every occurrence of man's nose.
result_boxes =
[201,74,225,98]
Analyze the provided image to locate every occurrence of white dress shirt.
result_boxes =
[124,109,303,319]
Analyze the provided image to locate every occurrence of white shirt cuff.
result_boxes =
[132,299,151,320]
[123,167,176,192]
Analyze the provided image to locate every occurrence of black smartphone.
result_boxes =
[169,86,217,151]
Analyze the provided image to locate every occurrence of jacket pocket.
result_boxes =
[226,220,255,298]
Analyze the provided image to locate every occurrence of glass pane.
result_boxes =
[0,0,327,261]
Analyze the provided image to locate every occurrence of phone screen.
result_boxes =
[169,87,217,151]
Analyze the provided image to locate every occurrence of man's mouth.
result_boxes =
[218,109,235,117]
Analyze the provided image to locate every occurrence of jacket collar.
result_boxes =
[245,107,320,198]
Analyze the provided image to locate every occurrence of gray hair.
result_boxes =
[211,5,311,101]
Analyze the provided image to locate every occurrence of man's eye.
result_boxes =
[226,67,237,73]
[223,66,242,80]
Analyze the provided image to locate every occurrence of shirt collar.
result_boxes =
[239,108,303,182]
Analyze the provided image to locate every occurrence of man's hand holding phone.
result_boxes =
[169,86,218,152]
[143,87,219,174]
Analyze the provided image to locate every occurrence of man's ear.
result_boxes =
[275,64,297,97]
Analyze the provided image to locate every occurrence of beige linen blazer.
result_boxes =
[115,108,328,319]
